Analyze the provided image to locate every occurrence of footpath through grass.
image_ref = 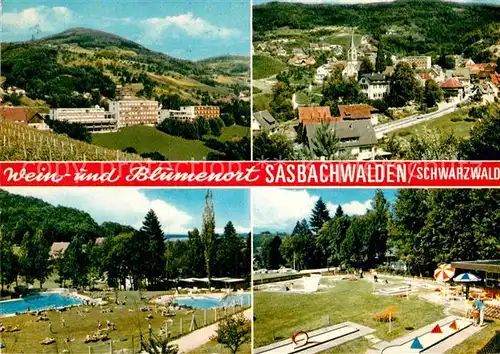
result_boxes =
[253,279,444,349]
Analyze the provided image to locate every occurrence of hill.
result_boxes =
[253,0,500,60]
[1,28,249,108]
[0,119,143,161]
[0,189,135,244]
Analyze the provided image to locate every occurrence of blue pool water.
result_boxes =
[174,294,251,309]
[0,293,83,316]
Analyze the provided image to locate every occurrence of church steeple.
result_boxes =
[347,31,358,63]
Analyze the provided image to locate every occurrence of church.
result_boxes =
[342,32,360,80]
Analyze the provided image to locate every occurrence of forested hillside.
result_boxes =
[254,0,500,60]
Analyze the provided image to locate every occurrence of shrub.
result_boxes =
[451,117,463,122]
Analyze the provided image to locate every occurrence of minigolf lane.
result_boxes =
[381,318,472,354]
[255,324,360,354]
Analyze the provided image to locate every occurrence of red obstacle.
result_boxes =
[449,320,458,330]
[431,324,443,334]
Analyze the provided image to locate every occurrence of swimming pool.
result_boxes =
[0,293,83,316]
[173,294,251,309]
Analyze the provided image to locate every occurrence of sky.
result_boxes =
[1,0,251,60]
[253,0,499,5]
[3,187,251,235]
[253,188,397,234]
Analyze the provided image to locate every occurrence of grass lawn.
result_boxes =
[253,279,444,349]
[191,339,251,353]
[92,125,216,160]
[253,55,285,80]
[205,125,250,143]
[295,91,322,106]
[390,109,474,140]
[323,33,362,46]
[446,320,500,354]
[0,290,241,353]
[253,93,272,112]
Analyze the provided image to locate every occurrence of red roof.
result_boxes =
[298,106,333,123]
[0,107,31,124]
[467,62,497,72]
[338,104,377,120]
[490,73,500,86]
[441,78,463,89]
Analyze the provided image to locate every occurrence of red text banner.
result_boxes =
[1,161,500,187]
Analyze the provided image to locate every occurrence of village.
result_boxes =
[252,29,500,160]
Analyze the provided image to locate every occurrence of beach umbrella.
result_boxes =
[453,273,481,299]
[434,264,455,282]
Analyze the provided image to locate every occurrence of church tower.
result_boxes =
[347,31,358,64]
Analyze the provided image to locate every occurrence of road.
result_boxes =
[172,309,251,353]
[374,97,469,139]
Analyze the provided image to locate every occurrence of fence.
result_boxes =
[477,331,500,354]
[65,305,250,354]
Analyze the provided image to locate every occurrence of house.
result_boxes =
[429,65,445,83]
[50,242,70,258]
[0,107,49,130]
[95,237,106,246]
[290,56,316,67]
[358,73,390,100]
[441,78,465,101]
[305,120,378,159]
[315,63,334,85]
[467,62,498,81]
[252,110,278,132]
[490,73,500,87]
[298,106,335,124]
[399,56,432,70]
[338,104,379,125]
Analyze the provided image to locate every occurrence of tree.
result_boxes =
[365,190,390,266]
[0,227,18,291]
[334,205,344,218]
[214,314,251,354]
[209,118,224,136]
[141,334,178,354]
[196,117,211,137]
[269,82,295,121]
[292,219,312,237]
[310,198,331,233]
[61,234,91,289]
[141,210,166,288]
[460,104,500,160]
[19,230,51,288]
[201,190,216,289]
[424,79,443,108]
[260,235,282,270]
[388,62,420,107]
[123,146,138,154]
[217,222,246,277]
[317,213,351,266]
[310,123,340,160]
[253,131,294,160]
[359,57,375,76]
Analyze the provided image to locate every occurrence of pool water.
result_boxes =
[174,294,251,309]
[0,293,83,316]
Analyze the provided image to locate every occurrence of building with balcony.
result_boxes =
[108,100,159,128]
[49,107,117,132]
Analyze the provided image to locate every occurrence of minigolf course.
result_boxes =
[255,322,374,354]
[381,317,473,353]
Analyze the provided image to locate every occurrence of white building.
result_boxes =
[49,107,117,133]
[399,56,432,70]
[358,73,390,100]
[108,100,159,128]
[159,109,195,123]
[315,64,334,85]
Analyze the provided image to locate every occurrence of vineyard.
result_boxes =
[0,119,144,161]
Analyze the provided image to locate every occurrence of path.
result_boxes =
[374,97,470,138]
[172,309,251,353]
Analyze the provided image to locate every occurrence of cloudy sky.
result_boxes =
[254,0,499,4]
[3,188,251,235]
[1,0,251,60]
[253,188,397,233]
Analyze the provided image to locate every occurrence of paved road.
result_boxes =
[374,98,469,139]
[172,309,251,353]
